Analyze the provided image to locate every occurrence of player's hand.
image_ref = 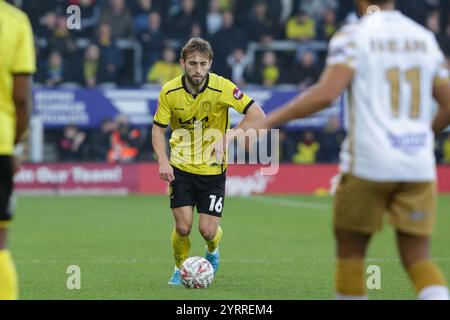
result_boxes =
[211,135,229,164]
[11,155,22,177]
[211,130,235,164]
[159,160,175,183]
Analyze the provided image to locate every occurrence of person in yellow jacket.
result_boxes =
[147,47,183,85]
[292,130,320,164]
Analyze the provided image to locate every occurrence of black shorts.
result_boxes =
[0,156,14,223]
[170,166,226,217]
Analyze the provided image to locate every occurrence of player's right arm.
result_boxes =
[152,125,175,182]
[152,90,174,182]
[261,65,354,129]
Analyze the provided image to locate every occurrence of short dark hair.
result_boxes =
[181,37,214,61]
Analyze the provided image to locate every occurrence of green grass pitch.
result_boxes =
[9,194,450,300]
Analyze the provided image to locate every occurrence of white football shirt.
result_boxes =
[327,10,449,181]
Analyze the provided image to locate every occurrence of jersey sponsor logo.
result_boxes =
[179,116,209,125]
[233,87,244,100]
[387,132,428,155]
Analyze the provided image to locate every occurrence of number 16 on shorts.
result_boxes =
[209,195,223,214]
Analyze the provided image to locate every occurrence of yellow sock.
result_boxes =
[0,249,18,300]
[335,258,367,298]
[171,229,191,268]
[206,226,223,253]
[407,260,448,293]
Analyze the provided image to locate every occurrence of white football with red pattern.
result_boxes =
[180,256,214,289]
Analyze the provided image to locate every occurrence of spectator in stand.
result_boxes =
[68,0,101,38]
[108,115,142,163]
[226,47,250,88]
[286,9,316,42]
[246,0,278,45]
[319,8,338,40]
[265,0,288,35]
[253,51,281,87]
[95,23,124,84]
[138,11,165,78]
[288,50,321,90]
[146,47,183,85]
[90,119,117,161]
[83,44,101,87]
[299,0,338,22]
[37,11,58,39]
[184,21,204,44]
[58,125,88,162]
[426,9,441,37]
[99,0,134,39]
[205,0,223,36]
[132,0,161,33]
[22,0,65,36]
[45,51,68,87]
[168,0,199,42]
[292,130,320,164]
[210,10,247,76]
[49,15,77,59]
[278,129,297,163]
[317,116,345,163]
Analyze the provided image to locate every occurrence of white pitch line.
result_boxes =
[239,195,331,210]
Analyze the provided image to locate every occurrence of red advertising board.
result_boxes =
[14,163,450,195]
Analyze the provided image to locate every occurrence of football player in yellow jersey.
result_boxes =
[152,37,265,285]
[0,0,36,299]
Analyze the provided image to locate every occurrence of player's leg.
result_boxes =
[390,182,449,300]
[168,168,196,285]
[198,214,222,274]
[196,173,225,274]
[0,156,17,300]
[396,232,448,299]
[333,174,391,300]
[171,206,194,269]
[334,227,371,300]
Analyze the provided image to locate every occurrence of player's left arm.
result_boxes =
[11,14,35,145]
[256,64,354,129]
[430,37,450,136]
[228,102,266,139]
[13,75,33,146]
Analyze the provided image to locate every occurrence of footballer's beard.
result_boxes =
[185,72,207,88]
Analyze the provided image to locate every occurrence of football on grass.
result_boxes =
[180,256,214,289]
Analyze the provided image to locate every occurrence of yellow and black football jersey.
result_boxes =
[153,73,255,175]
[0,0,36,155]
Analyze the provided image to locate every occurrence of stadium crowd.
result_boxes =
[13,0,450,164]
